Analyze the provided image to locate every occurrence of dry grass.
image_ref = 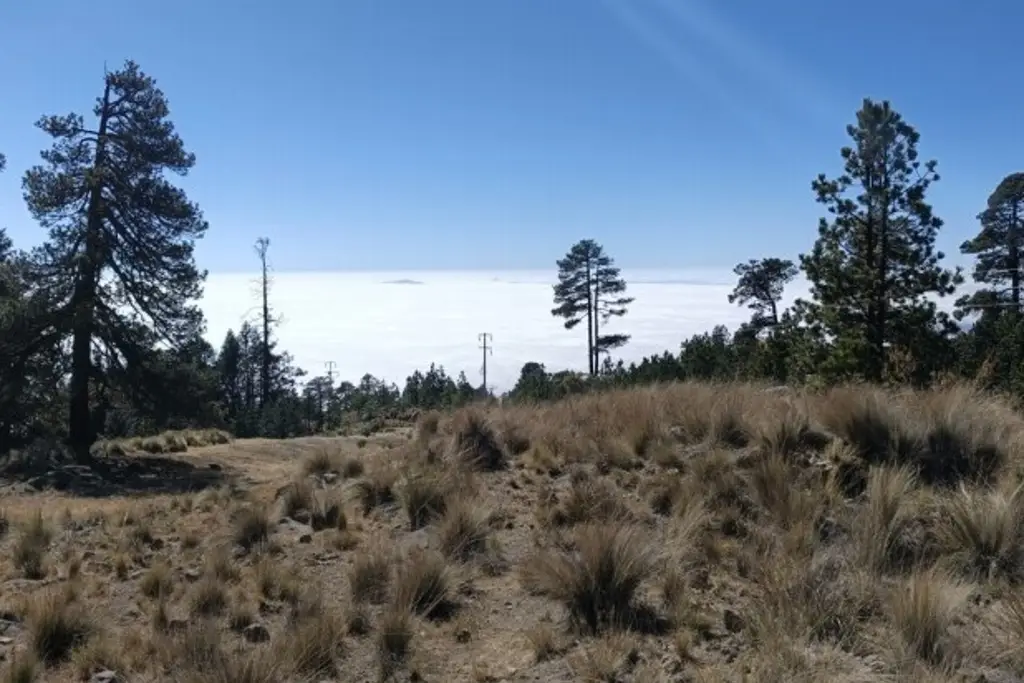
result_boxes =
[4,382,1024,681]
[521,523,657,634]
[23,586,93,665]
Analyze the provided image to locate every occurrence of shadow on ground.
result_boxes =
[0,440,227,497]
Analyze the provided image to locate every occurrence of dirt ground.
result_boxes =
[2,382,1024,682]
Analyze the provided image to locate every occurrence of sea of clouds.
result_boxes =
[199,268,814,392]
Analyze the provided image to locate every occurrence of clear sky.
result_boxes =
[1,0,1022,273]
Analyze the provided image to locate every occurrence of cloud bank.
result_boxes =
[201,268,812,392]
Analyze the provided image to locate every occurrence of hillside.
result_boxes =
[1,382,1023,682]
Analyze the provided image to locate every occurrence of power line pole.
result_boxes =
[478,333,492,394]
[325,360,336,385]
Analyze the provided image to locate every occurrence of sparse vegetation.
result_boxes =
[1,383,1024,679]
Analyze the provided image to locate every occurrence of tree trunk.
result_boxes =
[593,271,600,376]
[585,258,594,376]
[68,77,113,463]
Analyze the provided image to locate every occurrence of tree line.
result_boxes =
[1,62,1022,462]
[524,99,1023,402]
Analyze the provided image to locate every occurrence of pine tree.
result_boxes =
[22,60,208,459]
[798,98,961,382]
[957,173,1024,319]
[728,258,797,329]
[551,239,633,376]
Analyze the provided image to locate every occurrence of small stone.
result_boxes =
[0,637,12,645]
[243,622,270,643]
[723,609,744,633]
[322,472,339,485]
[90,670,120,683]
[184,568,202,582]
[455,628,471,643]
[298,533,313,544]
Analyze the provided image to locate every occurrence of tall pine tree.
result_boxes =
[798,99,961,382]
[23,61,208,460]
[957,173,1024,319]
[551,239,633,376]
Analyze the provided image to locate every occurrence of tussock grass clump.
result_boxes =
[310,491,347,531]
[376,606,414,680]
[935,482,1024,582]
[450,410,507,471]
[204,545,241,583]
[855,465,929,573]
[392,550,455,620]
[14,511,52,580]
[520,523,656,634]
[341,457,365,479]
[1,653,40,683]
[278,478,316,520]
[816,386,916,465]
[24,588,93,665]
[140,559,175,599]
[890,571,968,666]
[191,577,228,617]
[400,472,451,530]
[911,386,1017,487]
[750,551,879,648]
[437,500,492,561]
[350,547,393,605]
[233,504,272,551]
[303,448,340,476]
[544,477,634,527]
[255,557,301,604]
[354,468,398,514]
[69,635,125,681]
[414,410,441,442]
[525,622,566,662]
[285,606,347,677]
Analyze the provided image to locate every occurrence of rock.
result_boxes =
[0,637,12,645]
[293,510,312,525]
[298,533,313,544]
[90,670,120,683]
[455,627,471,643]
[723,609,744,633]
[243,622,270,643]
[208,463,222,471]
[322,472,339,485]
[184,568,202,582]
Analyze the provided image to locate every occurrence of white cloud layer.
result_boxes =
[199,268,814,392]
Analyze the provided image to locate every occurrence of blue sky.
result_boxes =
[1,0,1022,273]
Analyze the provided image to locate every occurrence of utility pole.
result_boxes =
[325,360,336,385]
[478,333,493,395]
